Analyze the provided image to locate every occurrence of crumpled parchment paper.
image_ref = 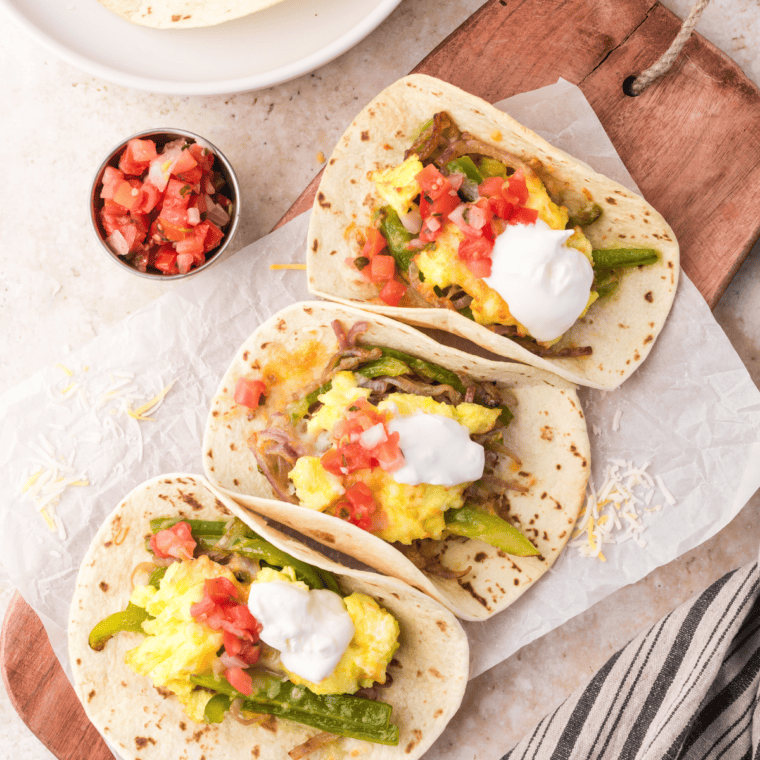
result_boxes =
[1,80,759,690]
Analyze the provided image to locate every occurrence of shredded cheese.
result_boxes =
[571,459,675,559]
[17,364,174,538]
[269,264,307,270]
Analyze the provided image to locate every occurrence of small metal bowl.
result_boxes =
[90,128,240,280]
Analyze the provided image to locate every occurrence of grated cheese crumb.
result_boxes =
[612,409,623,432]
[571,458,674,560]
[18,366,175,537]
[269,263,307,270]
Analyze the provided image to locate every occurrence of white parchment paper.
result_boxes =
[1,80,759,690]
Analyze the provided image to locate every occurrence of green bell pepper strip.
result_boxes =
[148,518,340,593]
[446,156,484,185]
[204,693,232,724]
[354,356,410,379]
[286,380,332,424]
[363,346,467,395]
[477,157,508,179]
[377,207,414,274]
[444,505,539,556]
[593,272,621,300]
[568,202,603,228]
[88,602,151,651]
[191,674,399,745]
[592,248,659,271]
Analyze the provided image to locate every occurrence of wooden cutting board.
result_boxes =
[4,1,760,757]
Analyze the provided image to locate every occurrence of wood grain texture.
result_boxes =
[4,1,760,756]
[1,593,112,760]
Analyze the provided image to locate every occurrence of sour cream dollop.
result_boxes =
[247,581,354,683]
[388,412,484,486]
[484,218,594,342]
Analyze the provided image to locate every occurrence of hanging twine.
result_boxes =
[629,0,711,95]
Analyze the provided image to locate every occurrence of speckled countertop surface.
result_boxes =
[1,0,759,758]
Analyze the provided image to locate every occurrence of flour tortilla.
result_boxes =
[306,74,680,390]
[203,302,590,621]
[69,473,468,760]
[98,0,288,28]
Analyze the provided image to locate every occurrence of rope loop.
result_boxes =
[629,0,710,95]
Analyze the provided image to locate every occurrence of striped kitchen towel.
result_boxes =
[504,559,760,760]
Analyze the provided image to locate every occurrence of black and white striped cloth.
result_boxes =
[504,560,760,760]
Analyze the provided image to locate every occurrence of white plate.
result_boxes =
[0,0,402,95]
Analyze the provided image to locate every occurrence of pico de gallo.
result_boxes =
[95,135,234,276]
[356,112,659,358]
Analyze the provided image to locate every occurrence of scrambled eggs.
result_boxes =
[126,555,240,721]
[371,155,597,341]
[289,372,500,543]
[123,555,399,722]
[257,567,399,695]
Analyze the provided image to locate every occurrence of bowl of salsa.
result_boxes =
[90,129,240,279]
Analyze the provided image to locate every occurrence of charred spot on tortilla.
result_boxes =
[99,582,109,592]
[317,192,331,209]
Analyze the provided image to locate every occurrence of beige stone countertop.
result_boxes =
[1,0,759,758]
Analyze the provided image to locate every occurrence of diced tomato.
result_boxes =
[134,182,161,214]
[416,164,452,201]
[205,577,239,604]
[429,191,460,220]
[336,482,378,531]
[118,140,155,176]
[175,234,204,258]
[370,254,395,282]
[488,196,515,220]
[127,138,158,163]
[478,176,506,198]
[189,143,215,172]
[379,278,406,306]
[223,630,261,664]
[154,216,191,243]
[466,258,492,278]
[149,521,196,561]
[154,248,179,274]
[112,180,142,211]
[234,378,266,409]
[199,221,224,253]
[225,667,253,696]
[100,166,125,200]
[508,206,539,225]
[504,170,529,206]
[458,235,494,261]
[419,217,443,244]
[373,431,405,473]
[163,178,193,209]
[177,166,203,185]
[221,605,262,640]
[321,448,347,476]
[362,228,387,259]
[171,149,199,176]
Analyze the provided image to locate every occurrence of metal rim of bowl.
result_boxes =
[90,128,241,280]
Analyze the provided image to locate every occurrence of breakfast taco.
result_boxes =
[202,302,590,621]
[306,74,679,390]
[69,474,468,760]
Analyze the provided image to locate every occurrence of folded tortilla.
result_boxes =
[97,0,287,28]
[202,302,590,620]
[69,473,468,760]
[306,74,680,390]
